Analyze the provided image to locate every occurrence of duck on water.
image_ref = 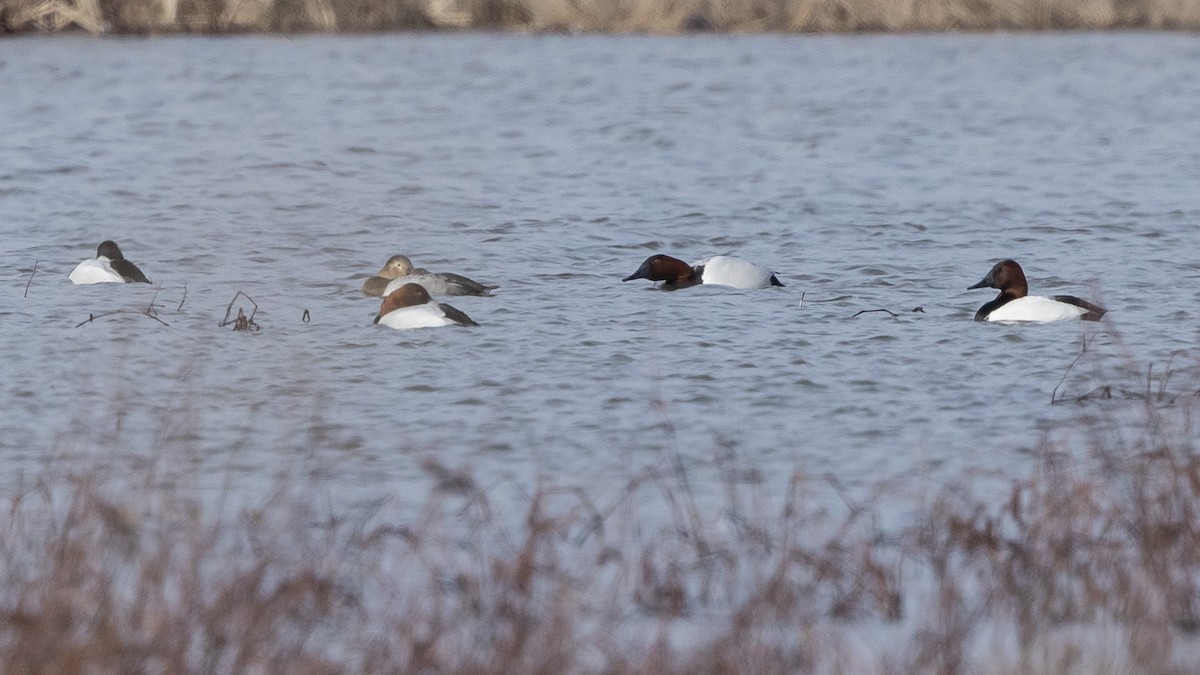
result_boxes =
[363,255,495,297]
[374,283,478,330]
[69,241,151,285]
[623,254,784,290]
[969,259,1105,322]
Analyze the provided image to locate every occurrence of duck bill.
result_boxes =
[373,313,382,324]
[967,275,993,290]
[622,261,651,282]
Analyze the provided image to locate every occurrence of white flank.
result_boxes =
[692,256,776,289]
[68,256,124,284]
[985,296,1090,322]
[377,303,456,330]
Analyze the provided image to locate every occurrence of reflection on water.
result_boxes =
[2,32,1199,513]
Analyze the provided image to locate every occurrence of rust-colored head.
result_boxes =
[622,254,695,283]
[968,259,1028,298]
[375,283,433,322]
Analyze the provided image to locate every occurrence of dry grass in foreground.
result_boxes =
[5,0,1200,34]
[1,402,1200,673]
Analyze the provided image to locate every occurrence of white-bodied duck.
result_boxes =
[374,283,479,330]
[969,259,1105,322]
[69,240,150,284]
[623,254,784,290]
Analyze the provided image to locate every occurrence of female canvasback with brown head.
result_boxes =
[968,259,1105,322]
[362,255,414,295]
[69,240,151,284]
[364,254,496,297]
[622,254,784,290]
[374,283,479,330]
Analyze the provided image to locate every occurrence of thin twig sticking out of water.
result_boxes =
[1149,354,1184,402]
[146,286,162,316]
[75,286,171,327]
[852,308,898,318]
[75,309,169,328]
[23,260,37,298]
[1051,334,1094,404]
[850,307,925,319]
[177,284,187,312]
[220,291,260,331]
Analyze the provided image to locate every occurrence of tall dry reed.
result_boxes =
[0,455,903,672]
[1,391,1199,673]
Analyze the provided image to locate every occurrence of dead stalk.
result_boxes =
[851,308,899,318]
[219,291,260,331]
[23,260,37,298]
[75,309,169,328]
[1051,333,1093,404]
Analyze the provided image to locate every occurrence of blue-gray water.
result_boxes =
[2,32,1199,513]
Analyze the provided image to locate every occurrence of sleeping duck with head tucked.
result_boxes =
[363,255,495,297]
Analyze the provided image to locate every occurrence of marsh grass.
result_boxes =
[904,430,1200,674]
[0,458,894,672]
[2,392,1200,673]
[5,0,1200,33]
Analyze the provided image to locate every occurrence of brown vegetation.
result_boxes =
[4,0,1200,34]
[2,397,1199,673]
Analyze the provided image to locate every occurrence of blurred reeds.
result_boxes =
[2,397,1199,673]
[5,0,1200,33]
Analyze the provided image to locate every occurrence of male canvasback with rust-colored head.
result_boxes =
[379,282,432,314]
[374,283,479,330]
[623,254,784,290]
[968,259,1105,322]
[364,254,496,297]
[69,240,151,284]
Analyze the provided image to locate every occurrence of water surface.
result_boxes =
[2,32,1199,514]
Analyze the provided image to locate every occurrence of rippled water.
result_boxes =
[2,32,1199,514]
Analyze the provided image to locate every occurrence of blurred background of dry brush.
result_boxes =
[4,0,1200,34]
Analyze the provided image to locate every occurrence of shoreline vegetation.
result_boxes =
[2,397,1199,672]
[4,0,1200,35]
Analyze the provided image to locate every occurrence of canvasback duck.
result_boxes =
[968,259,1106,322]
[68,241,150,284]
[363,255,495,297]
[623,254,784,290]
[374,283,479,330]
